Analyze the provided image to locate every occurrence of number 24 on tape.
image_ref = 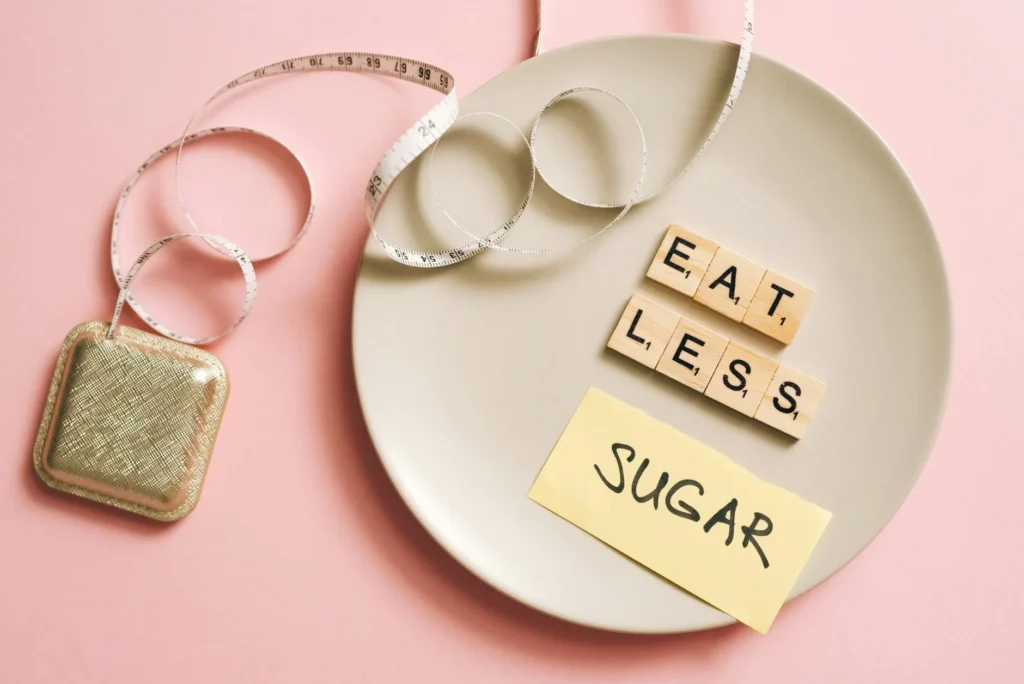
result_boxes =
[528,388,831,633]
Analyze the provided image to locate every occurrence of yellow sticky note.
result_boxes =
[529,388,832,633]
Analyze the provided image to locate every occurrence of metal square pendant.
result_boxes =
[33,321,229,521]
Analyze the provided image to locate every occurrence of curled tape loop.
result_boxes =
[112,54,458,340]
[109,0,754,342]
[380,0,753,264]
[423,112,538,264]
[107,232,256,344]
[111,126,311,343]
[428,88,648,257]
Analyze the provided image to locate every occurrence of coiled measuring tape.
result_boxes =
[110,0,754,343]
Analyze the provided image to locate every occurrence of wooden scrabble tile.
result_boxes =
[645,224,720,297]
[655,316,730,393]
[607,294,680,369]
[742,270,816,345]
[693,248,767,322]
[703,342,779,417]
[754,365,827,439]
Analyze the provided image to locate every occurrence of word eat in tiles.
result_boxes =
[646,225,815,345]
[607,294,826,439]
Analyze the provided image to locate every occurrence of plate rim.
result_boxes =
[351,32,954,634]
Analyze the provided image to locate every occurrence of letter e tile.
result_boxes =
[646,225,720,298]
[655,317,730,393]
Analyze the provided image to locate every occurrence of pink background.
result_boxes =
[1,0,1020,681]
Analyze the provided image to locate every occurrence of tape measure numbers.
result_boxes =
[110,1,755,342]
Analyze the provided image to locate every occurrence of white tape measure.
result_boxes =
[110,0,755,342]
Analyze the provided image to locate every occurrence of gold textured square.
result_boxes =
[32,321,229,521]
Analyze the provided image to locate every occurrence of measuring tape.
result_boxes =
[110,53,458,343]
[110,0,755,342]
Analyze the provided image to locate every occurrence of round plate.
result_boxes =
[352,35,951,633]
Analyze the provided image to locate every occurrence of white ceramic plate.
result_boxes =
[351,35,951,633]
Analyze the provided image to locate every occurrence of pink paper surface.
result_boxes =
[0,1,1019,681]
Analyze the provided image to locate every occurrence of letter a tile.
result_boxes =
[694,248,766,322]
